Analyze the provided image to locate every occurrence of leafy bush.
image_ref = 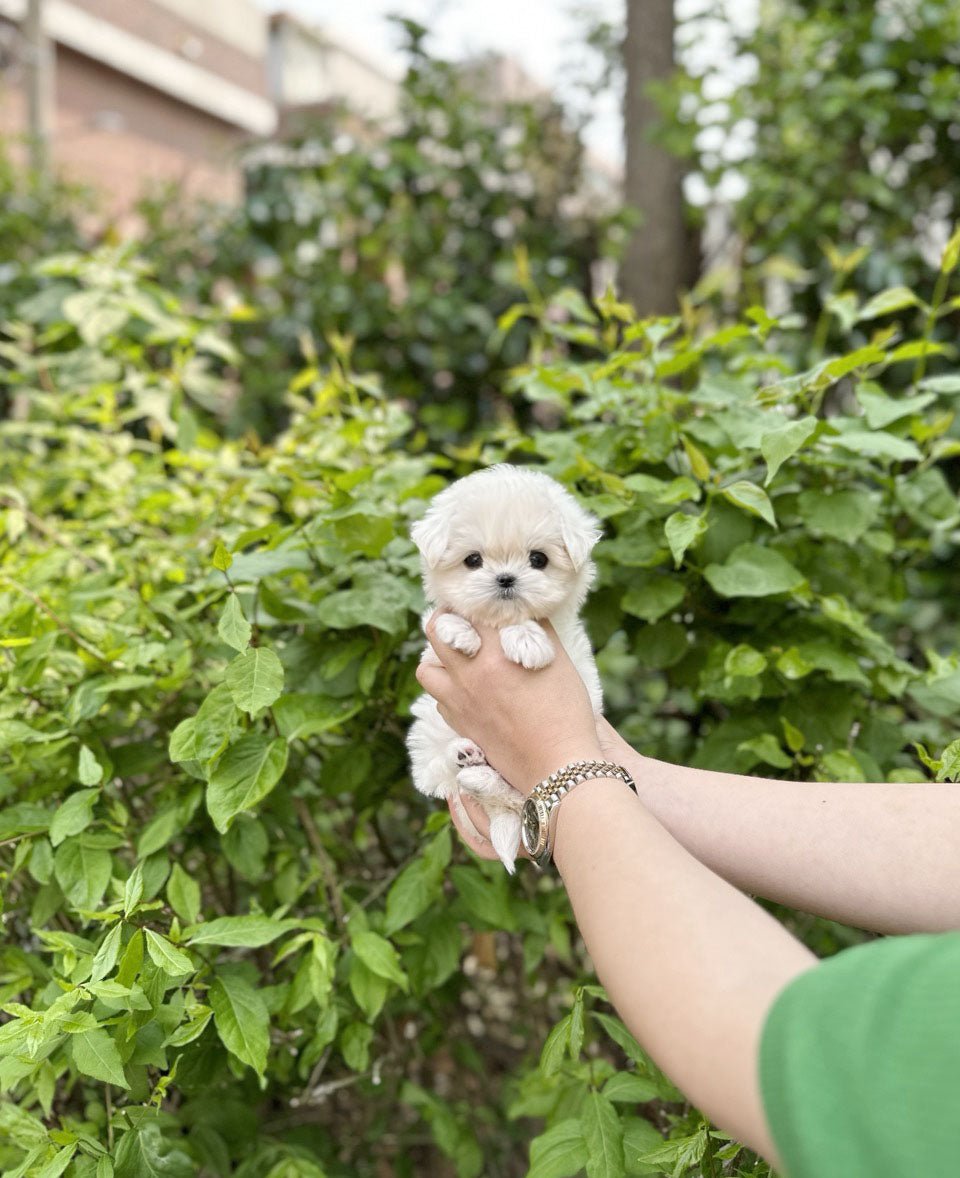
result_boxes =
[1,242,959,1178]
[673,0,960,335]
[140,20,625,440]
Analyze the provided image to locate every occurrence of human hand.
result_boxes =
[415,613,603,796]
[445,787,531,863]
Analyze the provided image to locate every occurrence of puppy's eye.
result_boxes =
[529,551,548,569]
[464,552,483,569]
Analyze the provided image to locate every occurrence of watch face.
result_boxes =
[521,799,541,855]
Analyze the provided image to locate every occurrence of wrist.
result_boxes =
[518,742,606,796]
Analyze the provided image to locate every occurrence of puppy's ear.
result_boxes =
[559,501,603,570]
[411,509,450,569]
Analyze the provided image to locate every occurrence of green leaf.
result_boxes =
[621,577,685,624]
[450,865,517,930]
[582,1091,625,1178]
[350,930,409,991]
[760,416,818,485]
[53,840,112,910]
[825,429,923,462]
[569,989,585,1060]
[78,744,104,785]
[856,285,922,321]
[314,579,413,634]
[114,1124,193,1178]
[724,644,767,677]
[70,1027,130,1089]
[919,374,960,395]
[90,922,123,982]
[49,789,98,847]
[797,489,878,543]
[340,1021,373,1071]
[592,1013,645,1064]
[168,718,199,764]
[539,1014,572,1076]
[349,956,389,1021]
[62,290,129,344]
[36,1144,77,1178]
[194,682,241,759]
[527,1118,588,1178]
[704,544,805,598]
[225,648,285,714]
[622,1116,665,1175]
[188,915,299,947]
[936,739,960,783]
[212,542,233,571]
[941,224,960,275]
[144,930,194,977]
[209,970,270,1075]
[602,1072,660,1104]
[384,855,443,934]
[116,929,144,988]
[206,735,288,833]
[167,864,201,924]
[721,480,776,528]
[857,387,936,428]
[781,717,805,753]
[123,863,144,915]
[218,594,252,653]
[738,734,793,770]
[663,511,707,567]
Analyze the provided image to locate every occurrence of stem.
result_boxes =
[293,797,345,928]
[105,1085,114,1151]
[912,266,951,385]
[0,495,101,572]
[0,575,119,666]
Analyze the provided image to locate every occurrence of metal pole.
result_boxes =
[23,0,53,184]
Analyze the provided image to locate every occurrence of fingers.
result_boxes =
[446,790,500,861]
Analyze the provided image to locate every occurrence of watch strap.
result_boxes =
[522,759,636,868]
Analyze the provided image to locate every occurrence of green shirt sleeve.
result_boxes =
[759,930,960,1178]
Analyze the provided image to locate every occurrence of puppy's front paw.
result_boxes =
[434,612,481,657]
[450,737,487,768]
[500,621,554,669]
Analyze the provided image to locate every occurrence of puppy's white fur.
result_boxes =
[407,464,603,871]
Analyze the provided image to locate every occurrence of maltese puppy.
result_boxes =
[407,464,604,871]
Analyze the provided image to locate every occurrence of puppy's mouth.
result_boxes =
[495,587,517,600]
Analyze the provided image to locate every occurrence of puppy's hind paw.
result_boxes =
[500,621,554,670]
[457,764,505,799]
[434,612,482,657]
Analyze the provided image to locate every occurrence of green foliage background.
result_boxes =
[1,229,959,1176]
[1,10,960,1176]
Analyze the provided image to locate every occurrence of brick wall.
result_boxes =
[53,47,246,211]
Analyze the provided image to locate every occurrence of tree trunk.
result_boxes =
[23,0,54,185]
[621,0,691,315]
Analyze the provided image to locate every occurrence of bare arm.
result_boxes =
[417,618,816,1164]
[598,718,960,935]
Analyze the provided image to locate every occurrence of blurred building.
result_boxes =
[268,10,399,136]
[0,0,275,207]
[0,3,619,215]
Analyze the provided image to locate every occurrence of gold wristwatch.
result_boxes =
[520,759,637,869]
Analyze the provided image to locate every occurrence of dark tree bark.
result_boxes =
[621,0,691,315]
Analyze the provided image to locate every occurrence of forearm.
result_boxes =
[609,737,960,934]
[553,778,815,1164]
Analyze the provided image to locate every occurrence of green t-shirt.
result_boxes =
[759,930,960,1178]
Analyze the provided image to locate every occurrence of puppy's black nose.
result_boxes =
[496,573,516,588]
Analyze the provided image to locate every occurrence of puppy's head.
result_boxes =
[411,465,602,625]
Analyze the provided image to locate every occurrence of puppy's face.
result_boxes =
[411,466,601,626]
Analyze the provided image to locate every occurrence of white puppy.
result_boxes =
[407,464,604,872]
